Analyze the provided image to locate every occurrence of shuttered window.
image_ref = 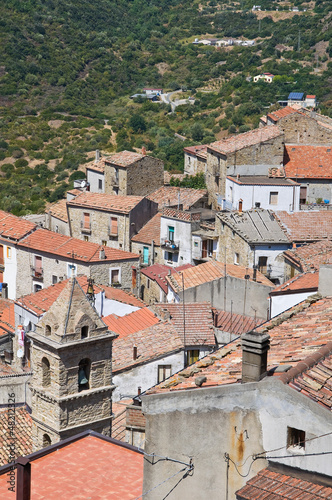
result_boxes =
[110,217,118,235]
[83,213,90,229]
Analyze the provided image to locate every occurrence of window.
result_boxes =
[84,235,89,241]
[102,240,107,247]
[43,434,51,448]
[147,278,150,289]
[78,358,90,392]
[300,186,307,205]
[194,241,198,247]
[114,168,119,183]
[110,217,118,236]
[34,284,42,293]
[98,179,103,190]
[269,192,278,205]
[83,212,90,230]
[34,256,43,278]
[110,268,121,285]
[6,247,11,259]
[168,226,174,242]
[187,350,200,366]
[52,275,58,285]
[81,325,89,339]
[287,427,305,451]
[158,365,172,383]
[42,357,51,387]
[45,325,51,336]
[143,246,149,265]
[234,252,240,265]
[166,251,174,263]
[67,263,77,278]
[258,256,268,274]
[114,187,119,195]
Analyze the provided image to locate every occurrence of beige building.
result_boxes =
[86,150,164,197]
[67,191,158,252]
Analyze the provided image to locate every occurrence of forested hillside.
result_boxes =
[0,0,332,214]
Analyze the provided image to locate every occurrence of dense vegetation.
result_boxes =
[1,0,332,214]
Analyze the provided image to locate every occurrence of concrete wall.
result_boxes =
[142,378,332,499]
[318,264,332,296]
[225,179,300,212]
[170,275,272,320]
[113,351,184,401]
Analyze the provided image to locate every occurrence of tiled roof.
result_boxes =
[284,145,332,179]
[67,191,143,213]
[267,106,299,122]
[86,157,106,173]
[146,294,332,394]
[0,406,32,466]
[236,467,332,499]
[166,260,274,293]
[218,209,289,244]
[140,263,193,293]
[283,240,332,272]
[213,309,261,335]
[106,150,144,167]
[0,299,15,336]
[271,272,319,295]
[183,144,208,159]
[0,434,143,499]
[131,213,161,245]
[227,175,298,186]
[275,211,332,242]
[154,303,216,346]
[112,322,183,372]
[103,307,160,338]
[0,210,36,242]
[18,228,139,262]
[48,199,68,222]
[208,126,282,155]
[147,186,207,210]
[15,275,144,316]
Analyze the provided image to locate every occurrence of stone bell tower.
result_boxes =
[27,278,117,450]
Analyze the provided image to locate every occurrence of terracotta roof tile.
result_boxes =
[103,307,160,338]
[67,191,144,213]
[236,467,332,499]
[140,263,193,293]
[275,211,332,242]
[267,106,299,122]
[0,435,143,499]
[105,150,144,167]
[271,272,319,294]
[154,302,216,345]
[112,322,183,372]
[283,240,332,272]
[0,210,36,242]
[284,145,332,179]
[208,126,282,155]
[0,299,14,336]
[86,157,106,173]
[0,406,32,466]
[183,144,208,159]
[147,186,207,210]
[48,199,68,222]
[167,260,274,293]
[131,213,161,244]
[213,309,261,335]
[18,228,139,262]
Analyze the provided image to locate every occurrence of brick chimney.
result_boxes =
[241,330,270,383]
[238,199,243,213]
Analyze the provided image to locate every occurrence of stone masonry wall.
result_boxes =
[126,157,164,196]
[279,113,332,144]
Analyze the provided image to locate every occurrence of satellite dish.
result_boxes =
[23,318,30,327]
[17,349,24,358]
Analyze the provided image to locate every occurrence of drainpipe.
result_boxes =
[16,457,31,500]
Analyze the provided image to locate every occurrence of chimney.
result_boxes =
[95,149,100,163]
[160,308,171,321]
[318,264,332,297]
[16,456,31,500]
[238,199,243,213]
[133,345,138,360]
[142,146,146,156]
[241,330,270,383]
[99,247,105,260]
[292,242,296,249]
[137,386,141,395]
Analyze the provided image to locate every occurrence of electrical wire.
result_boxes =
[253,430,332,459]
[262,451,332,461]
[132,463,194,500]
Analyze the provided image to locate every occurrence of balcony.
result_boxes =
[161,238,180,252]
[31,266,44,281]
[81,220,91,234]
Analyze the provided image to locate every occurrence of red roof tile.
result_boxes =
[67,191,144,213]
[153,302,216,346]
[18,228,139,262]
[0,406,32,466]
[86,157,106,173]
[267,106,299,122]
[213,309,261,335]
[275,211,332,242]
[0,210,36,242]
[105,150,145,167]
[236,467,332,499]
[103,307,160,338]
[147,186,207,210]
[284,145,332,179]
[209,126,282,155]
[141,263,194,294]
[0,434,143,499]
[271,272,319,294]
[283,240,332,272]
[131,212,161,245]
[0,299,14,336]
[48,199,68,222]
[167,260,274,292]
[183,144,208,159]
[112,322,183,372]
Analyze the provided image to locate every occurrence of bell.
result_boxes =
[78,367,88,385]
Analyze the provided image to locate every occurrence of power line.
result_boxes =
[253,430,332,459]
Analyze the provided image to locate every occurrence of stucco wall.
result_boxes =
[86,169,104,193]
[269,291,314,318]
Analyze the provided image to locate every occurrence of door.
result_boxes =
[143,246,149,265]
[202,240,208,259]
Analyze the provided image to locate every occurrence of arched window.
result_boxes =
[42,357,51,387]
[45,325,51,336]
[43,434,51,448]
[81,325,89,339]
[78,358,90,392]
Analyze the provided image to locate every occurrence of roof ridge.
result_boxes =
[279,341,332,384]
